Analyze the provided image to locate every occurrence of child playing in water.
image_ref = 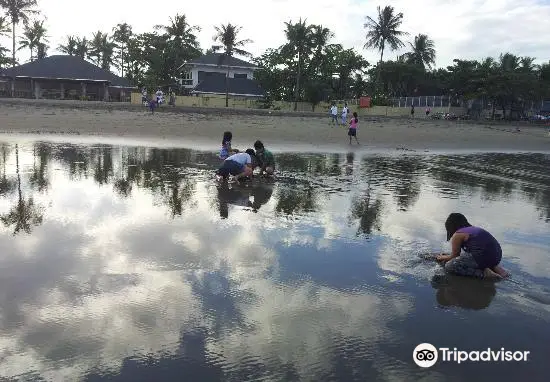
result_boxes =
[436,213,509,279]
[348,112,360,145]
[219,131,239,160]
[216,149,256,181]
[253,140,275,176]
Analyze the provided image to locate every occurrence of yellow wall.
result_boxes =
[130,93,466,116]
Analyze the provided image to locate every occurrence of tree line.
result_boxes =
[1,1,549,115]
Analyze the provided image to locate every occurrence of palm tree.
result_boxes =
[58,35,77,55]
[112,23,133,77]
[0,16,12,67]
[405,34,436,69]
[0,144,43,235]
[0,0,38,65]
[364,5,407,86]
[0,144,16,196]
[212,23,252,107]
[75,36,88,59]
[18,18,47,61]
[283,18,314,111]
[90,31,115,70]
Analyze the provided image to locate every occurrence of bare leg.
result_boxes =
[355,136,360,145]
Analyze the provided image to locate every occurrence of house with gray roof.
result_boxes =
[178,53,264,98]
[0,55,136,101]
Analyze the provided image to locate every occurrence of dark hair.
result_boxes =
[222,131,232,144]
[254,140,264,150]
[445,213,471,241]
[245,148,256,157]
[353,112,358,120]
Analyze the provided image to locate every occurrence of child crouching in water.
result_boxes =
[253,140,275,176]
[219,131,239,160]
[436,213,509,279]
[348,112,359,145]
[216,149,256,181]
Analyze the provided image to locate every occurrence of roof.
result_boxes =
[0,55,134,87]
[186,53,257,69]
[193,76,264,97]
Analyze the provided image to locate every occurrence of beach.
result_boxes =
[0,100,549,153]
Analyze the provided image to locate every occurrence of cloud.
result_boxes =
[1,0,549,70]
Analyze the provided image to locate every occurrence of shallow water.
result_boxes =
[0,139,549,382]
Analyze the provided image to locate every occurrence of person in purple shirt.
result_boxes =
[436,213,509,279]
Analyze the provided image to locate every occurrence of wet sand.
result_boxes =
[0,100,549,153]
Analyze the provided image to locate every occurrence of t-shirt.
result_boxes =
[342,106,349,117]
[349,117,358,129]
[257,149,275,167]
[227,152,251,166]
[330,106,338,115]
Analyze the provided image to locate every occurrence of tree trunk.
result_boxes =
[225,63,230,108]
[294,51,301,111]
[11,22,15,97]
[376,43,385,93]
[121,48,124,78]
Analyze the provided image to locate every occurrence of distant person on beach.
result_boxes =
[330,103,338,126]
[348,112,360,145]
[155,88,164,105]
[436,213,509,279]
[341,103,349,126]
[216,149,256,181]
[411,105,415,118]
[219,131,239,159]
[149,97,156,114]
[141,88,148,105]
[253,140,275,176]
[425,107,431,117]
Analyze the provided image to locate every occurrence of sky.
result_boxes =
[1,0,550,70]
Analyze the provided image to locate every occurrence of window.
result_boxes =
[181,71,192,86]
[234,73,247,79]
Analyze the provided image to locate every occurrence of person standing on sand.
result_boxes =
[411,104,415,118]
[425,107,431,118]
[330,103,338,126]
[348,112,360,145]
[436,213,509,279]
[149,97,156,114]
[341,103,349,127]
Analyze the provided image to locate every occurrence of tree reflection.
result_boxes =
[349,189,383,237]
[1,144,44,235]
[92,146,114,185]
[361,156,425,211]
[0,144,16,196]
[29,143,51,193]
[275,183,317,215]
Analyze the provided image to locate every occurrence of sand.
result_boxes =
[0,99,549,153]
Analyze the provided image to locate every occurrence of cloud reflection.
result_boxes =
[0,141,549,381]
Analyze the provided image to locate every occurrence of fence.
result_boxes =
[389,95,458,108]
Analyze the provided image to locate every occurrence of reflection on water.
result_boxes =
[0,140,549,381]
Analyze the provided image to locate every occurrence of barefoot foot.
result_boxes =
[492,265,510,278]
[483,268,502,279]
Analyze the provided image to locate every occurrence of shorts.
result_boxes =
[216,159,244,178]
[331,114,338,121]
[348,128,356,137]
[342,115,347,123]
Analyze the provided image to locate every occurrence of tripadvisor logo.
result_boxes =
[413,343,530,367]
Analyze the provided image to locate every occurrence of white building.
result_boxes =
[178,53,264,98]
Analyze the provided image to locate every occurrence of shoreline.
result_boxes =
[0,101,549,154]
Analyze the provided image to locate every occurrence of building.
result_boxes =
[0,55,136,101]
[179,53,264,98]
